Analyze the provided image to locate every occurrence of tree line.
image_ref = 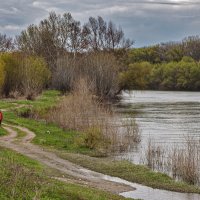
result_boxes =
[1,11,200,96]
[0,12,133,99]
[128,36,200,64]
[120,57,200,91]
[120,36,200,91]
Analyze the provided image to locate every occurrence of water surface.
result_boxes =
[115,90,200,199]
[116,90,200,162]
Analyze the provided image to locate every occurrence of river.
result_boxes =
[116,90,200,163]
[115,90,200,200]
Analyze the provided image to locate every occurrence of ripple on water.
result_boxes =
[117,90,200,156]
[115,90,200,199]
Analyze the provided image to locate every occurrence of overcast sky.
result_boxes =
[0,0,200,47]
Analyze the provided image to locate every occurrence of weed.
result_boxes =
[47,81,140,156]
[143,136,200,185]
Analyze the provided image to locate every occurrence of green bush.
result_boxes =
[1,53,21,96]
[0,53,51,98]
[21,56,51,99]
[83,126,111,156]
[119,62,153,90]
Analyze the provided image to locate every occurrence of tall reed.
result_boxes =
[47,78,141,155]
[143,136,200,185]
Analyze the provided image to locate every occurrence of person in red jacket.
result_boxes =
[0,111,3,126]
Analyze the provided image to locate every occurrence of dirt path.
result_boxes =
[0,124,134,194]
[1,104,29,112]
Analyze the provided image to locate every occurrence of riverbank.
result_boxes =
[58,152,200,194]
[0,146,131,200]
[1,90,200,197]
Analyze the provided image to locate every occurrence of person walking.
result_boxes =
[0,110,3,126]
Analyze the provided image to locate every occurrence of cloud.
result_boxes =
[0,0,200,46]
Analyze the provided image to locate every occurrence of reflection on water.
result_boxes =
[116,90,200,163]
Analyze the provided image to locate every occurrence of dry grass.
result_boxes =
[47,79,140,156]
[143,136,200,185]
[169,136,200,185]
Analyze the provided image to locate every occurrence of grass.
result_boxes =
[4,111,92,154]
[1,90,200,194]
[13,90,61,118]
[0,147,131,200]
[0,100,16,109]
[0,90,61,113]
[58,152,200,194]
[12,127,26,139]
[0,146,44,171]
[0,126,7,136]
[1,90,95,155]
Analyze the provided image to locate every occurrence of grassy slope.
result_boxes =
[0,146,131,200]
[4,111,91,154]
[0,92,132,200]
[59,153,200,194]
[2,91,92,154]
[1,90,200,194]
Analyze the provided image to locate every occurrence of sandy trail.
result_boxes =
[0,124,134,194]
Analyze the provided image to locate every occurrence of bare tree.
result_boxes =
[0,34,14,52]
[68,20,89,58]
[84,16,133,51]
[16,12,133,96]
[182,36,200,61]
[52,54,77,91]
[82,52,120,97]
[17,12,88,70]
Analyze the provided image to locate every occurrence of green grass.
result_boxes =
[0,147,131,200]
[4,111,92,154]
[13,90,61,118]
[58,152,200,194]
[0,126,7,136]
[0,146,43,170]
[2,90,200,195]
[0,90,93,154]
[13,127,26,139]
[0,98,20,110]
[0,90,61,113]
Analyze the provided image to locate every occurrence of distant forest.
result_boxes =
[1,12,200,100]
[122,37,200,91]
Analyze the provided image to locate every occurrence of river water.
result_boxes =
[116,90,200,163]
[115,90,200,200]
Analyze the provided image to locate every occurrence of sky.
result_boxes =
[0,0,200,47]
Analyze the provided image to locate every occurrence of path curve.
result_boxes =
[0,124,134,194]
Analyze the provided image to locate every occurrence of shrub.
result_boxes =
[0,57,5,95]
[52,52,120,98]
[82,52,120,97]
[1,53,21,96]
[0,53,51,98]
[20,56,51,99]
[47,79,140,156]
[119,62,153,90]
